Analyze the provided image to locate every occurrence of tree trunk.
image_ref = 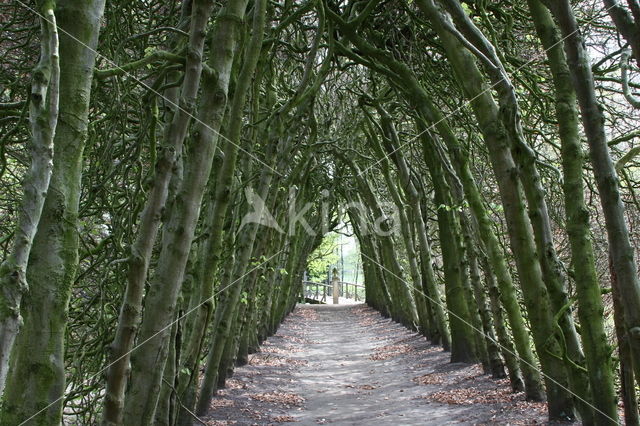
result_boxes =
[101,2,212,423]
[415,1,574,418]
[528,1,618,422]
[418,124,477,363]
[414,0,545,399]
[468,239,506,378]
[544,0,640,391]
[0,3,59,399]
[122,0,254,421]
[192,0,268,414]
[436,1,592,417]
[371,107,450,347]
[480,255,525,391]
[610,256,640,426]
[1,1,105,424]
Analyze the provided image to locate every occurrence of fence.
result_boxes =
[301,280,365,303]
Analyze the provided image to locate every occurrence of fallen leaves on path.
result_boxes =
[343,383,379,391]
[261,344,303,354]
[371,335,388,341]
[422,386,547,423]
[392,335,420,344]
[248,354,308,367]
[357,317,378,327]
[424,385,546,413]
[249,391,305,407]
[209,398,235,409]
[358,384,377,390]
[248,354,285,366]
[223,379,247,390]
[292,308,319,321]
[369,343,412,360]
[271,415,298,422]
[353,305,380,327]
[419,345,443,354]
[279,335,312,344]
[413,372,446,385]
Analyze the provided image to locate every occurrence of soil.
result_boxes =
[201,304,548,425]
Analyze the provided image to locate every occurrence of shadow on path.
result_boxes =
[203,304,546,425]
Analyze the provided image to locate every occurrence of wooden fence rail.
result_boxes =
[301,280,365,303]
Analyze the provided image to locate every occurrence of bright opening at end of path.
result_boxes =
[302,224,365,305]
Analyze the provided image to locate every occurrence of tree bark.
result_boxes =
[603,0,640,66]
[191,0,268,414]
[0,3,59,399]
[1,1,105,424]
[415,0,573,417]
[101,2,213,423]
[544,0,640,389]
[437,1,592,417]
[122,0,252,421]
[528,1,618,422]
[610,256,640,426]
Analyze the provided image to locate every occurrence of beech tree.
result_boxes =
[1,0,639,424]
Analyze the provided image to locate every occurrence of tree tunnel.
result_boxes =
[1,0,640,425]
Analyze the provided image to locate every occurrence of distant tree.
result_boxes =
[306,233,339,282]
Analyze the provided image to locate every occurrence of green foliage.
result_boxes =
[306,233,339,282]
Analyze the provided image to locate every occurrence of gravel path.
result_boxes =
[202,304,547,425]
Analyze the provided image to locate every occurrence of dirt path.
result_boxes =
[202,304,546,425]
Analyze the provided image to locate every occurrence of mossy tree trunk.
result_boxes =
[1,1,105,424]
[121,0,257,421]
[414,0,545,399]
[101,2,213,423]
[528,1,618,422]
[416,1,574,418]
[543,0,640,390]
[0,2,59,399]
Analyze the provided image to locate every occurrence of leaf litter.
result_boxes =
[249,391,305,407]
[203,304,548,425]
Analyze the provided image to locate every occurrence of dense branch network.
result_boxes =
[0,0,640,425]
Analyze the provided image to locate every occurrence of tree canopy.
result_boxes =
[1,0,640,424]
